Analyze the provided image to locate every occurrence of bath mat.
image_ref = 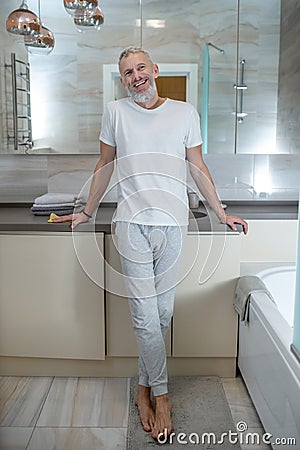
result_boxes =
[126,376,241,449]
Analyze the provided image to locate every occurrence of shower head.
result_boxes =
[207,42,224,54]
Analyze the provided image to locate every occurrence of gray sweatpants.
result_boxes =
[115,221,187,397]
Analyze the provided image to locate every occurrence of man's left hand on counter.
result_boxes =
[225,214,248,234]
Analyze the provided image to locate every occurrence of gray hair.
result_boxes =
[118,46,154,69]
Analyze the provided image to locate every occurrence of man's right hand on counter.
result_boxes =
[51,212,89,229]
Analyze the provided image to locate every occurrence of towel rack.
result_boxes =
[5,53,33,152]
[233,59,248,123]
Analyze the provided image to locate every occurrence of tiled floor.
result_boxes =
[0,374,270,450]
[222,376,271,450]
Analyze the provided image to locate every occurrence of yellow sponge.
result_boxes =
[48,212,72,223]
[48,213,59,223]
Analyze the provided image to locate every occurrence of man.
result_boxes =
[54,47,248,440]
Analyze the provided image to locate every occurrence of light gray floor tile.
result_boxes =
[0,377,28,423]
[37,377,129,428]
[37,377,78,427]
[222,378,271,449]
[0,427,33,450]
[99,378,130,428]
[27,427,127,450]
[222,376,255,407]
[221,377,263,428]
[70,378,105,427]
[0,377,53,427]
[229,405,263,429]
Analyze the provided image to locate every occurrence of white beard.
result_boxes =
[127,78,156,103]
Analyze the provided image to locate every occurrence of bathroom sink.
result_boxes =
[189,210,207,219]
[188,209,210,232]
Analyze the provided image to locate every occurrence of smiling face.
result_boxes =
[119,51,159,103]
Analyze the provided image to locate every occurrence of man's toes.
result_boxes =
[149,416,155,429]
[151,428,162,440]
[142,421,151,432]
[151,428,157,439]
[151,420,172,440]
[151,425,161,440]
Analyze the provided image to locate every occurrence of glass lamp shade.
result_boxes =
[6,4,41,36]
[24,26,55,55]
[73,8,94,19]
[63,0,98,17]
[74,7,104,30]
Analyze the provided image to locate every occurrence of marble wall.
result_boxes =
[0,0,28,153]
[276,0,300,154]
[0,155,48,202]
[27,0,141,154]
[0,0,281,154]
[1,153,299,203]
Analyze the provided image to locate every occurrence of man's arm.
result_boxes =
[186,144,248,234]
[83,141,116,217]
[53,141,116,228]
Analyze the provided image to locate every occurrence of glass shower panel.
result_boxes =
[236,0,281,154]
[206,7,237,155]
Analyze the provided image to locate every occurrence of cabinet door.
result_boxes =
[105,235,171,357]
[173,234,240,357]
[0,233,105,360]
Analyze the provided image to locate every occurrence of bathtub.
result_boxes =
[238,265,300,448]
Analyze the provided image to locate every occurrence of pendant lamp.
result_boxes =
[6,0,41,36]
[24,0,55,55]
[74,7,104,31]
[63,0,98,18]
[24,26,55,55]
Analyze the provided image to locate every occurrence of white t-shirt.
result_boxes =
[99,97,202,225]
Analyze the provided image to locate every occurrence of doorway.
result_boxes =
[156,76,187,101]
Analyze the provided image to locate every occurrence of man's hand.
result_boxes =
[51,212,89,229]
[224,213,248,235]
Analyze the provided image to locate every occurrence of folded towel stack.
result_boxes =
[31,193,84,216]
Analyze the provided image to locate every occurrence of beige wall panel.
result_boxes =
[240,220,298,262]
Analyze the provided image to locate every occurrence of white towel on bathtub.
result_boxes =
[234,276,275,323]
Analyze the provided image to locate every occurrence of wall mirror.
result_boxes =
[1,0,299,154]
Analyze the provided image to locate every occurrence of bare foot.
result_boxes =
[135,385,156,432]
[151,393,173,440]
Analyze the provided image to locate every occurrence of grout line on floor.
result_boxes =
[25,376,55,449]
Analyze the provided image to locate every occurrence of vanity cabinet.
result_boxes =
[0,229,240,375]
[0,233,105,360]
[105,234,172,357]
[173,234,240,357]
[105,233,240,359]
